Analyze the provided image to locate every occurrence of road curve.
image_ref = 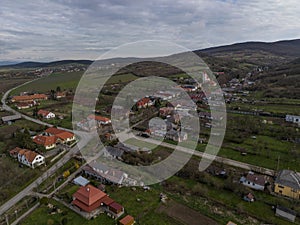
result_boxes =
[0,80,92,216]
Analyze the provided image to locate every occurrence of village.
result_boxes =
[0,68,299,224]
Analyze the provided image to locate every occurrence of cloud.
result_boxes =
[0,0,299,61]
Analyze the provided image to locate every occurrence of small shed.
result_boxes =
[276,205,296,222]
[73,176,90,186]
[1,114,22,124]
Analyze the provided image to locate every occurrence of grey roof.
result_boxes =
[1,115,22,122]
[73,176,90,186]
[276,205,297,216]
[105,146,124,157]
[275,170,300,190]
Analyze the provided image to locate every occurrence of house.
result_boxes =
[103,146,124,159]
[286,115,300,125]
[159,107,174,117]
[165,130,188,142]
[73,176,90,186]
[55,91,66,99]
[83,162,128,185]
[243,193,255,202]
[275,205,296,222]
[107,202,124,219]
[16,101,36,109]
[181,85,197,92]
[240,171,268,191]
[72,184,107,213]
[37,109,55,119]
[44,127,75,144]
[274,169,300,199]
[136,97,153,109]
[33,135,57,149]
[88,114,111,126]
[9,147,45,168]
[11,94,48,103]
[119,215,135,225]
[1,115,22,125]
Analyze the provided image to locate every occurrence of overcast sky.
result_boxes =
[1,0,300,61]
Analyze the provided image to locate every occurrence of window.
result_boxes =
[248,181,250,184]
[278,185,285,189]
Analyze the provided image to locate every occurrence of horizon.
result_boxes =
[2,37,300,64]
[1,0,300,62]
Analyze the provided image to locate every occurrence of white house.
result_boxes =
[286,115,300,125]
[240,171,268,191]
[17,149,45,168]
[38,109,55,119]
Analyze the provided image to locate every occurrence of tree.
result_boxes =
[56,86,61,92]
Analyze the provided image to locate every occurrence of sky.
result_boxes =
[0,0,300,61]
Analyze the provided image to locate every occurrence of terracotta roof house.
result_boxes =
[136,97,153,109]
[45,127,76,143]
[119,215,135,225]
[240,171,268,191]
[72,184,107,213]
[55,91,67,99]
[108,202,124,218]
[88,114,111,125]
[10,147,45,168]
[11,94,48,103]
[33,135,57,150]
[16,101,35,110]
[101,196,115,207]
[37,109,55,119]
[9,147,22,158]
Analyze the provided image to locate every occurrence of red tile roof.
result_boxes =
[88,114,111,122]
[37,109,51,117]
[45,127,65,135]
[15,148,39,163]
[12,94,47,102]
[73,184,107,206]
[109,202,124,212]
[119,215,134,225]
[55,131,74,140]
[101,195,114,206]
[33,135,57,147]
[137,97,150,107]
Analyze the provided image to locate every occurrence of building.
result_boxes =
[37,109,55,119]
[159,107,174,117]
[240,171,268,191]
[73,176,90,186]
[165,130,188,142]
[45,127,76,144]
[83,162,128,185]
[107,202,124,219]
[1,115,22,125]
[275,205,296,222]
[16,101,36,110]
[10,147,45,168]
[274,169,300,199]
[33,135,57,149]
[88,114,111,126]
[286,115,300,125]
[119,215,135,225]
[11,94,48,103]
[72,184,107,213]
[136,97,154,109]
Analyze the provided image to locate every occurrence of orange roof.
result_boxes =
[55,131,74,140]
[88,114,111,122]
[33,135,57,146]
[17,149,39,163]
[119,215,134,225]
[45,127,65,135]
[73,184,107,206]
[9,147,22,155]
[137,97,150,106]
[12,94,47,102]
[37,109,51,117]
[101,195,114,206]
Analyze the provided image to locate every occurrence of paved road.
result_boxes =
[0,82,92,216]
